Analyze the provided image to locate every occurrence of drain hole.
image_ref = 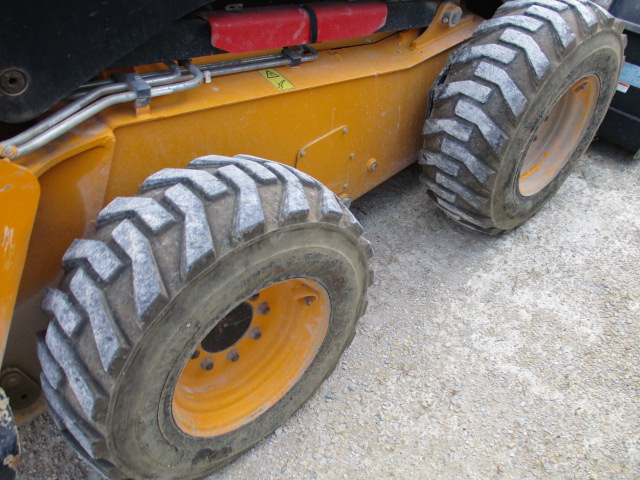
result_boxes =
[201,302,253,353]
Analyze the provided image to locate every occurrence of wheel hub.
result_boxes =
[201,302,253,353]
[519,75,600,197]
[172,279,330,437]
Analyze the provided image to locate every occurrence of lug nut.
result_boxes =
[200,357,214,371]
[249,326,262,340]
[249,293,260,302]
[304,296,316,306]
[227,349,240,362]
[191,349,201,360]
[257,301,270,315]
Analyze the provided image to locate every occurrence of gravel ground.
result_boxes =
[17,139,639,479]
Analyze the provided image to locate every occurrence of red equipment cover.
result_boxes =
[310,2,388,43]
[203,1,388,54]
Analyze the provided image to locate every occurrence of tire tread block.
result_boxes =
[423,118,473,142]
[216,165,266,240]
[70,268,129,373]
[475,15,543,35]
[499,28,550,81]
[452,44,517,67]
[42,288,83,337]
[435,80,492,105]
[111,219,168,323]
[44,322,107,422]
[454,100,507,154]
[525,5,576,50]
[98,197,174,234]
[40,375,107,459]
[191,155,278,184]
[441,138,495,186]
[62,239,123,282]
[262,162,310,224]
[164,183,217,279]
[141,168,227,199]
[36,332,64,389]
[474,62,527,117]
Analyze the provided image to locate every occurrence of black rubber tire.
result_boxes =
[36,155,373,480]
[420,0,625,234]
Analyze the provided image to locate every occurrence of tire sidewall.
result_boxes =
[491,30,623,230]
[107,224,367,480]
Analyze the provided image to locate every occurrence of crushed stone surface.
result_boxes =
[17,140,640,479]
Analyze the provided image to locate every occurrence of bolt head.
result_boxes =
[227,349,240,362]
[200,357,214,371]
[257,301,271,315]
[342,128,348,134]
[300,151,307,157]
[0,69,28,95]
[249,326,262,340]
[1,373,21,389]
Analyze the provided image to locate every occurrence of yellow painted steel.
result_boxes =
[173,279,329,437]
[0,162,40,362]
[1,4,481,381]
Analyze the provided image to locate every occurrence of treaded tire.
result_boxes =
[36,155,373,480]
[421,0,625,233]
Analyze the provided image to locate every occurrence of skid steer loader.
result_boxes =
[0,0,628,478]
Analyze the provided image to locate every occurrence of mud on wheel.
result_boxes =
[421,0,625,233]
[36,155,372,479]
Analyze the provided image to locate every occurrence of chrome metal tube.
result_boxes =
[71,62,182,95]
[1,46,314,159]
[7,62,202,159]
[5,62,184,151]
[5,83,128,148]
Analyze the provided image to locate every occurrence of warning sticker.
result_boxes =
[259,69,295,91]
[618,62,640,92]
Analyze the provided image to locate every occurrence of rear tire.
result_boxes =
[37,155,372,479]
[421,0,625,233]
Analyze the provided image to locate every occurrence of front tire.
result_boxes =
[421,0,625,233]
[37,155,372,479]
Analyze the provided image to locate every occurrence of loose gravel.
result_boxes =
[17,139,640,480]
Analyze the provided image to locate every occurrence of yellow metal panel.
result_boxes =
[15,120,116,303]
[0,162,39,362]
[100,29,465,203]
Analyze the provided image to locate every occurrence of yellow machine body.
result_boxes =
[0,7,481,386]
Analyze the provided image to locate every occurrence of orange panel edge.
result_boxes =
[0,162,40,362]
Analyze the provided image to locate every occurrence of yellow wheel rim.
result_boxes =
[172,279,330,437]
[519,75,600,197]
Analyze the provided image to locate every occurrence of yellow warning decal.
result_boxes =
[259,69,295,91]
